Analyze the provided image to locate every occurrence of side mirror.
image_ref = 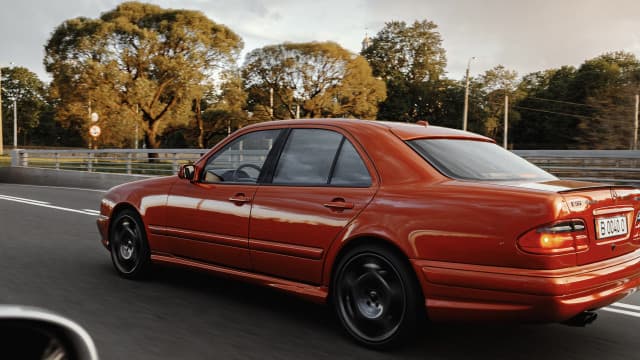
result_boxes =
[178,164,196,181]
[0,306,98,360]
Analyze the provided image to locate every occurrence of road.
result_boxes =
[1,182,639,359]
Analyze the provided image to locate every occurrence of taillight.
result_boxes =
[518,220,589,255]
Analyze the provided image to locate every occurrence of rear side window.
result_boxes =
[409,139,556,181]
[331,140,371,186]
[272,129,372,186]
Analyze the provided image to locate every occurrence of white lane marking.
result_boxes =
[601,307,640,318]
[0,194,97,216]
[82,209,101,215]
[0,194,50,205]
[0,184,106,193]
[610,302,640,312]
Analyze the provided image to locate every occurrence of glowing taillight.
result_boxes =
[518,220,589,255]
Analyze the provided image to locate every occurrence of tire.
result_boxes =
[109,209,151,280]
[332,243,423,349]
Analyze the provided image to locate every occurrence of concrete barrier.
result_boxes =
[0,167,155,191]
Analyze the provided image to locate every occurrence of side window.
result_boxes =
[330,140,372,186]
[273,129,342,185]
[202,130,280,183]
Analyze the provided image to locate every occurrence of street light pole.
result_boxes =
[634,94,639,150]
[13,98,17,148]
[462,57,476,131]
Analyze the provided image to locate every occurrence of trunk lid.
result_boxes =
[504,180,640,265]
[558,183,640,265]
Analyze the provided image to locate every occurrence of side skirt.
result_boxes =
[150,253,329,304]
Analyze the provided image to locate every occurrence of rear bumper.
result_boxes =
[96,215,110,249]
[413,249,640,323]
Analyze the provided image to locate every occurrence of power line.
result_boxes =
[513,106,635,125]
[525,96,598,108]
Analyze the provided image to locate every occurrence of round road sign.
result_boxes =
[89,125,101,137]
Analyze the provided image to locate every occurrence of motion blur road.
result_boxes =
[1,182,640,359]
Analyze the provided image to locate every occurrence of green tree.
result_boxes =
[243,41,386,120]
[362,20,447,122]
[574,52,640,149]
[44,1,243,149]
[514,66,581,149]
[0,66,48,147]
[479,65,521,143]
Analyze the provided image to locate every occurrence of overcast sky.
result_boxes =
[2,0,640,82]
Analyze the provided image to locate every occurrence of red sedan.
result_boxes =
[97,119,640,348]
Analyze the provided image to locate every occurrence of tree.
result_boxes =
[44,1,243,150]
[0,66,48,146]
[574,52,640,149]
[362,20,447,122]
[243,41,386,120]
[478,65,521,142]
[514,66,581,149]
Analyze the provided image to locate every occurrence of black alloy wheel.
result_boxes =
[109,209,150,279]
[333,244,423,349]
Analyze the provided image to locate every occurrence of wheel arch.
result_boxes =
[106,202,142,246]
[325,235,424,302]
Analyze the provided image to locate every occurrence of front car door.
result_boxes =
[249,127,378,284]
[161,129,282,269]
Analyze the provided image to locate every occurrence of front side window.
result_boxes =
[409,138,556,181]
[202,130,281,183]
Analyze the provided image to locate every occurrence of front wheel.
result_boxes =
[109,209,151,279]
[333,244,423,349]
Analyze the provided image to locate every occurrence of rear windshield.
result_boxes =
[408,139,556,181]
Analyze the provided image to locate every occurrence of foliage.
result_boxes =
[44,1,243,149]
[243,41,386,121]
[514,52,640,149]
[362,20,447,122]
[0,67,48,146]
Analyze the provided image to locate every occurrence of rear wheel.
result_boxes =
[332,244,423,349]
[109,209,150,279]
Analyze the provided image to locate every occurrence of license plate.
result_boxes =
[596,215,628,239]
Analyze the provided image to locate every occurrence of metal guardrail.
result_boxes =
[513,150,640,185]
[8,148,640,185]
[10,149,207,176]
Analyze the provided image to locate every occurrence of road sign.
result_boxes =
[91,112,99,122]
[89,125,101,137]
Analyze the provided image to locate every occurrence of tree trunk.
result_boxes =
[195,99,204,149]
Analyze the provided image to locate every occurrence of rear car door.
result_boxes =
[162,129,282,269]
[249,127,378,284]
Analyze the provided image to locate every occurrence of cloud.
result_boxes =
[2,0,639,82]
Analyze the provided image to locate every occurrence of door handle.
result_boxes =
[229,194,251,204]
[323,200,354,210]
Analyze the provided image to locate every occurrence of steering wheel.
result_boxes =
[231,163,262,181]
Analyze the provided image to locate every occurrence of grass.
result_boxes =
[0,154,10,167]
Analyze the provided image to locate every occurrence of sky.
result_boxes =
[1,0,640,82]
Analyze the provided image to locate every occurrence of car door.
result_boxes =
[249,127,378,284]
[162,129,282,269]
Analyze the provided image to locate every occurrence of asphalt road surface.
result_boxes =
[1,182,640,359]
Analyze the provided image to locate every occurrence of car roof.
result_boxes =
[245,118,494,142]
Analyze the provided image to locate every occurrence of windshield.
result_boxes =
[409,139,557,181]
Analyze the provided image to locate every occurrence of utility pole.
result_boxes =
[12,98,17,148]
[634,94,639,150]
[463,57,476,131]
[503,95,509,149]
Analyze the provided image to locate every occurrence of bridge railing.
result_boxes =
[513,150,640,185]
[10,149,208,176]
[9,148,640,184]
